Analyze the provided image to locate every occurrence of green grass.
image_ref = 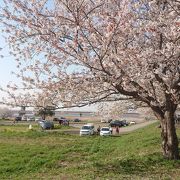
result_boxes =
[0,123,179,179]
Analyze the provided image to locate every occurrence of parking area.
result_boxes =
[0,119,157,135]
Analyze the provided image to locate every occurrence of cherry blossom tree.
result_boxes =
[0,0,179,159]
[97,100,135,120]
[0,107,12,119]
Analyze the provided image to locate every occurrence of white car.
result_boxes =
[101,119,107,123]
[27,116,35,121]
[100,127,111,136]
[35,117,43,122]
[80,124,95,136]
[21,116,27,121]
[129,121,136,125]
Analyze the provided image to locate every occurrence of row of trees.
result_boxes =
[0,107,12,119]
[0,106,55,120]
[0,0,179,159]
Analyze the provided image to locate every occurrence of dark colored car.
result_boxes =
[121,120,129,126]
[73,118,81,122]
[15,116,22,121]
[53,117,59,121]
[58,118,69,126]
[109,120,124,127]
[38,120,54,130]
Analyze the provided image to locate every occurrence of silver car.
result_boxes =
[38,120,54,130]
[80,124,95,136]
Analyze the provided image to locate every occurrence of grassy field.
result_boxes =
[0,123,180,180]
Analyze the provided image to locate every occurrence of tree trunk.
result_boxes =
[161,111,179,160]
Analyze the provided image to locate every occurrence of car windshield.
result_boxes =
[101,128,109,131]
[81,126,91,130]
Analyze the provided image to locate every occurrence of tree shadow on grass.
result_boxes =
[94,152,180,176]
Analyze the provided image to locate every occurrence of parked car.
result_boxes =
[80,124,95,136]
[73,118,81,122]
[128,108,135,112]
[101,119,107,123]
[58,118,69,126]
[101,119,112,123]
[27,116,35,121]
[109,120,124,127]
[38,120,54,130]
[121,120,129,126]
[53,117,67,122]
[15,116,22,121]
[35,117,43,122]
[53,117,59,121]
[61,119,69,125]
[100,127,111,136]
[21,116,27,121]
[129,121,136,125]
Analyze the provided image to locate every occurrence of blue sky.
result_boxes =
[0,37,97,111]
[0,0,19,89]
[0,29,97,111]
[0,36,19,88]
[0,0,97,111]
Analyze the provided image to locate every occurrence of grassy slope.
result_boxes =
[0,123,179,180]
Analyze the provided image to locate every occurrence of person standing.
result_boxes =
[116,126,119,134]
[110,127,112,134]
[97,126,101,135]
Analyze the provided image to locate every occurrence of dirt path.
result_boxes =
[116,120,157,134]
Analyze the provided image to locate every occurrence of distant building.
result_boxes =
[55,111,96,117]
[11,109,96,118]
